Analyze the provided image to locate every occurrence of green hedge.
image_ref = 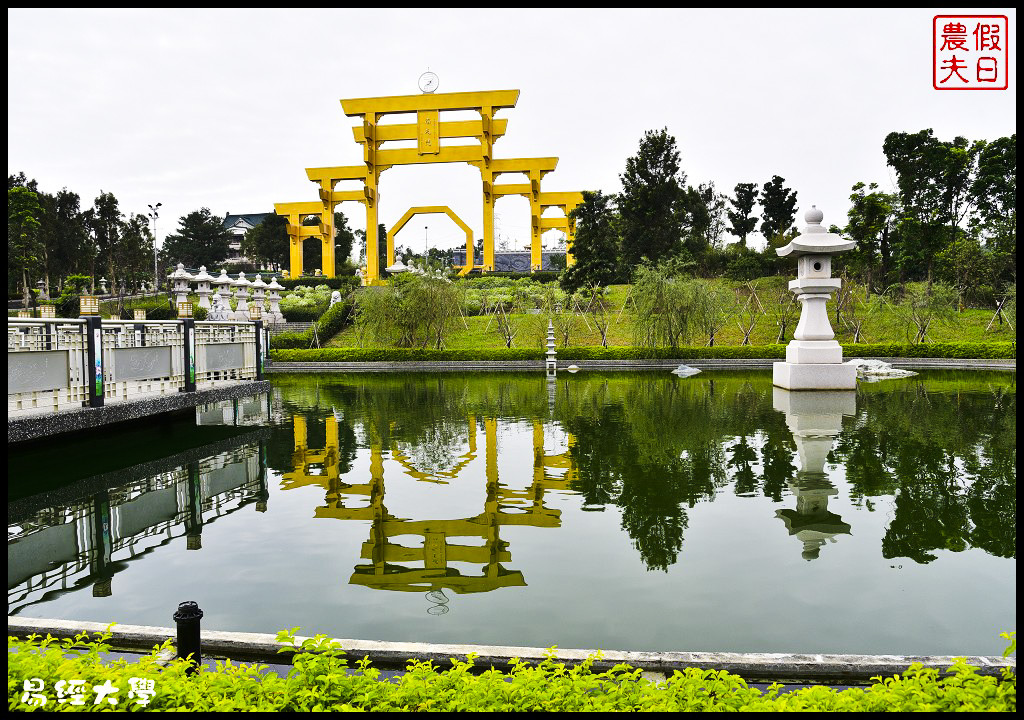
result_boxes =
[6,629,1016,712]
[270,299,354,349]
[278,276,361,292]
[270,342,1015,363]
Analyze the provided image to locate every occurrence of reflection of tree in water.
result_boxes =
[832,380,1016,563]
[394,419,469,477]
[268,371,1015,570]
[562,375,783,571]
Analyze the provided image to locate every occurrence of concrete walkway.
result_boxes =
[9,617,1014,686]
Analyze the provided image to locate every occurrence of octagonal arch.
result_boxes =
[387,206,477,276]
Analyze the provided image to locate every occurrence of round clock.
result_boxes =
[418,71,439,94]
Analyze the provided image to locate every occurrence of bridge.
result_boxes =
[8,317,271,443]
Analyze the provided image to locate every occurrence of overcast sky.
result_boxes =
[7,8,1017,261]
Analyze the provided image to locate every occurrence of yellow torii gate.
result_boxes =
[386,206,476,276]
[277,88,584,284]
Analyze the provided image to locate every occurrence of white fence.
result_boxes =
[7,319,264,418]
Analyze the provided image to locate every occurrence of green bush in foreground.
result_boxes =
[269,342,1015,363]
[6,629,1016,712]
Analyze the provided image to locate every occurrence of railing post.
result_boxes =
[182,318,196,392]
[254,319,264,380]
[83,315,104,407]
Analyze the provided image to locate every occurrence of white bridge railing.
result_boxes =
[8,319,266,418]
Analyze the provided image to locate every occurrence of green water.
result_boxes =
[7,370,1016,656]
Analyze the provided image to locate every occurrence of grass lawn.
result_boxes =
[328,283,1016,350]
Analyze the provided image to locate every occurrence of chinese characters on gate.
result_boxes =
[934,15,1009,90]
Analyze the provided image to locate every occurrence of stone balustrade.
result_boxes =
[7,318,268,418]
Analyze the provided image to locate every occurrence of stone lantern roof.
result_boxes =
[192,266,214,283]
[776,207,856,258]
[231,271,251,287]
[170,263,193,281]
[266,276,283,291]
[251,273,267,289]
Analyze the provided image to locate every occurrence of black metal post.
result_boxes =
[182,318,196,392]
[254,319,264,380]
[83,315,104,407]
[172,601,204,674]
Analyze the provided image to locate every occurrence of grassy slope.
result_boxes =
[328,283,1016,350]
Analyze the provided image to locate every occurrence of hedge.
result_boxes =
[270,299,354,349]
[6,629,1016,712]
[269,342,1015,363]
[278,276,361,292]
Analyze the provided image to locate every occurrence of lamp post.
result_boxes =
[148,203,162,293]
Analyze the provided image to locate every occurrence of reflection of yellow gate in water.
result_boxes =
[283,414,576,595]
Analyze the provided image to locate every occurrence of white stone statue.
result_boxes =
[330,290,342,307]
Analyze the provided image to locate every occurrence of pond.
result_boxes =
[7,370,1016,657]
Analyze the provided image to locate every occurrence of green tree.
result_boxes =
[726,182,759,248]
[37,188,91,296]
[89,191,121,292]
[759,175,798,248]
[334,211,356,271]
[618,128,688,268]
[970,134,1015,283]
[883,129,981,287]
[559,191,621,293]
[161,208,232,270]
[8,186,44,307]
[844,182,896,295]
[242,213,289,271]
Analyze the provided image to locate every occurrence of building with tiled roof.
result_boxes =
[222,212,272,264]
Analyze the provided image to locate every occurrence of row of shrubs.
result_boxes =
[268,342,1016,363]
[6,629,1016,711]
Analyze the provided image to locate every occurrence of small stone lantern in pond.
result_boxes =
[193,266,214,309]
[773,206,857,390]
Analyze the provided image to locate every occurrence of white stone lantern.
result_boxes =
[212,269,233,310]
[99,277,109,294]
[170,263,194,309]
[265,276,284,324]
[208,288,232,321]
[231,271,251,320]
[192,266,215,309]
[773,389,855,560]
[251,273,268,316]
[773,207,858,390]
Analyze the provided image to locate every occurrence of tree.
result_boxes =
[242,213,289,271]
[682,181,726,256]
[334,211,356,271]
[8,186,43,307]
[759,175,798,247]
[844,182,896,296]
[970,134,1015,284]
[37,188,90,296]
[161,208,232,270]
[90,191,121,292]
[618,128,688,268]
[882,129,981,287]
[559,191,621,293]
[726,182,759,248]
